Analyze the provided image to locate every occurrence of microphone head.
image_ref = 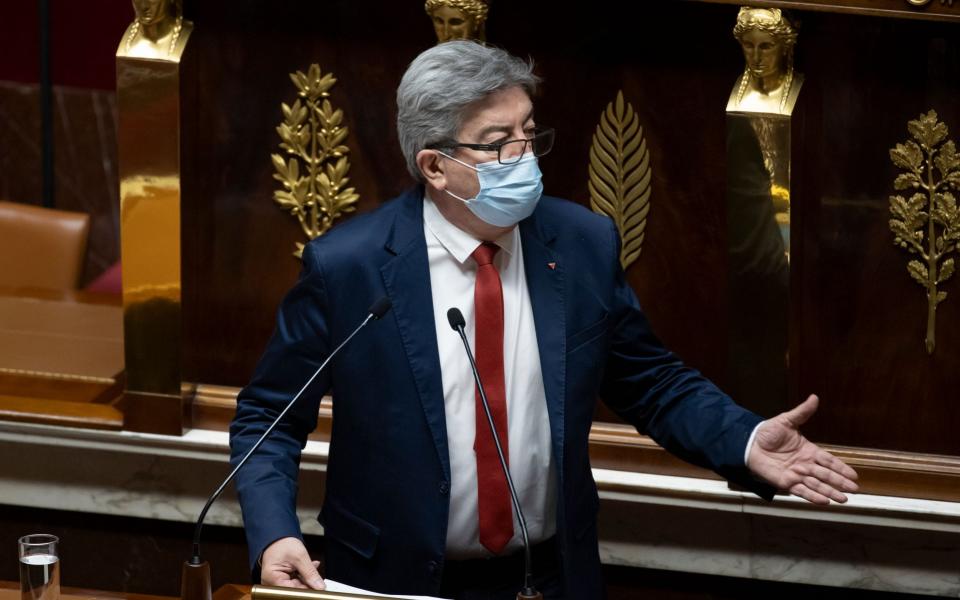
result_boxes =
[447,307,466,331]
[368,297,392,320]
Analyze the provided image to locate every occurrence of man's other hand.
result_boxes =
[261,537,325,590]
[747,394,860,504]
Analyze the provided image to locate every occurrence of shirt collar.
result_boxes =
[423,192,516,265]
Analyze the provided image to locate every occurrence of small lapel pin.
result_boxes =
[547,262,557,270]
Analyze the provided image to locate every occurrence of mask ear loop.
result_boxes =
[444,188,472,203]
[436,151,479,204]
[436,151,479,173]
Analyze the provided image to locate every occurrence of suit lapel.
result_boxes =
[519,211,566,489]
[379,189,450,480]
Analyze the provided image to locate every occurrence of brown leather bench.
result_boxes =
[0,200,91,291]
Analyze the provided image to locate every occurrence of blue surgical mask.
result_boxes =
[440,152,544,227]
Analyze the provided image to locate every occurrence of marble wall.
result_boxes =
[1,421,957,598]
[0,81,120,286]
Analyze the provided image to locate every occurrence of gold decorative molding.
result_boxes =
[588,90,652,270]
[271,64,359,258]
[888,110,960,354]
[0,367,115,386]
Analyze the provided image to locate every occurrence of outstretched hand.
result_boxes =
[747,394,859,504]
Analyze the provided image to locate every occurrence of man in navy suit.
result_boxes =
[230,41,858,600]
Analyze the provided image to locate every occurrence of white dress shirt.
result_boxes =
[422,193,557,559]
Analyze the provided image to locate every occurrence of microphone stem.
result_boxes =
[191,312,375,561]
[455,326,535,593]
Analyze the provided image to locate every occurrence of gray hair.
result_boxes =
[396,41,541,182]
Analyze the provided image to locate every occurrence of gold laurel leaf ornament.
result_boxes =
[888,110,960,354]
[588,90,652,270]
[271,64,360,258]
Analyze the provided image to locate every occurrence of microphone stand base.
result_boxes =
[516,590,543,600]
[181,559,212,600]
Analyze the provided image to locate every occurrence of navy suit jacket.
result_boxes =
[229,187,771,598]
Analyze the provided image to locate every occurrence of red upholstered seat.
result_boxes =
[85,261,122,295]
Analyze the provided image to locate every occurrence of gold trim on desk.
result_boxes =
[252,585,420,600]
[0,367,116,385]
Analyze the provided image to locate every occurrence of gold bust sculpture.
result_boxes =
[727,7,802,115]
[119,0,193,61]
[424,0,489,44]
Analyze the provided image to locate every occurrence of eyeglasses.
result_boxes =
[427,127,555,165]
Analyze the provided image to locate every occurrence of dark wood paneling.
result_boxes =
[179,2,960,456]
[180,1,743,391]
[791,12,960,455]
[0,505,258,596]
[0,83,43,205]
[181,1,434,386]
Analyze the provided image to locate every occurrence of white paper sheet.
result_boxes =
[323,579,449,600]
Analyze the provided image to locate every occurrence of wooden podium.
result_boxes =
[0,582,435,600]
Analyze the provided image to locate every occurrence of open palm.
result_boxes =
[747,395,859,504]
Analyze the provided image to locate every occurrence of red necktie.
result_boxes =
[471,242,514,555]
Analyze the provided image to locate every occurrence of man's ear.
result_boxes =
[416,149,446,191]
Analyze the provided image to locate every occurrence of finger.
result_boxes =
[802,475,848,503]
[292,552,326,590]
[782,394,819,428]
[807,464,859,494]
[815,451,859,485]
[265,572,308,589]
[789,482,831,505]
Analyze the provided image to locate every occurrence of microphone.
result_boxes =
[181,297,393,600]
[446,307,541,600]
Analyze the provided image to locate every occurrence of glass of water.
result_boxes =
[18,534,59,600]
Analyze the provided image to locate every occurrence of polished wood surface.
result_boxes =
[213,585,251,600]
[0,288,123,428]
[0,581,173,600]
[0,295,122,380]
[0,581,251,600]
[0,396,121,430]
